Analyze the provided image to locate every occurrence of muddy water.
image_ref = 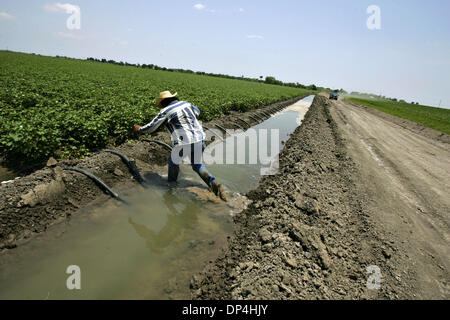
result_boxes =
[0,96,314,300]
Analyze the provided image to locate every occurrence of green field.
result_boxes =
[0,51,312,163]
[347,98,450,135]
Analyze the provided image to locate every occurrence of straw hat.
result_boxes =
[156,91,177,106]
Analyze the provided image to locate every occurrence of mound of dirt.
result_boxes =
[191,94,401,299]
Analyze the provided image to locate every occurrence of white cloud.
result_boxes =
[44,3,80,14]
[0,12,14,20]
[193,4,205,10]
[56,31,85,40]
[246,35,264,39]
[193,4,216,13]
[239,8,245,12]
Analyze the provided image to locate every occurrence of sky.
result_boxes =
[0,0,449,108]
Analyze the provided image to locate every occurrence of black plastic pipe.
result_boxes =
[102,149,147,187]
[231,122,245,131]
[248,114,261,123]
[253,113,266,121]
[64,167,129,205]
[142,139,173,151]
[236,118,251,128]
[203,126,225,142]
[215,124,232,136]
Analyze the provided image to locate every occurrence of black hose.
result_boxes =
[231,122,245,130]
[203,126,224,142]
[236,118,251,128]
[102,150,147,187]
[215,124,232,136]
[253,113,266,121]
[64,167,129,205]
[142,139,173,151]
[248,114,261,123]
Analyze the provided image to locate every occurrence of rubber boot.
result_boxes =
[168,162,180,183]
[198,168,228,202]
[198,168,214,187]
[211,181,229,202]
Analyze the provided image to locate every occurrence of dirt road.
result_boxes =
[331,99,449,299]
[193,94,449,300]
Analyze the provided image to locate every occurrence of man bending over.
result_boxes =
[134,91,228,201]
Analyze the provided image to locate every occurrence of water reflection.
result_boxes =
[128,189,200,254]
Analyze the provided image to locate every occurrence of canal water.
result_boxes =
[0,96,314,300]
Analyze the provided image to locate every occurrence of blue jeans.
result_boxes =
[168,141,216,187]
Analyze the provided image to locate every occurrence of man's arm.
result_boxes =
[135,111,168,134]
[190,104,201,118]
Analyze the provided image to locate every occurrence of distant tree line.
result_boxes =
[85,57,319,90]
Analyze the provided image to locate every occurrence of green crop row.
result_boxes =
[0,51,313,163]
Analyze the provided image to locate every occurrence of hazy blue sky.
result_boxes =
[0,0,449,108]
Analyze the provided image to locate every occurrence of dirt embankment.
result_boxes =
[0,96,305,251]
[191,94,406,299]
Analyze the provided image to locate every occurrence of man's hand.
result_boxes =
[134,125,142,133]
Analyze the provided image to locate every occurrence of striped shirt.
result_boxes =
[139,100,205,145]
